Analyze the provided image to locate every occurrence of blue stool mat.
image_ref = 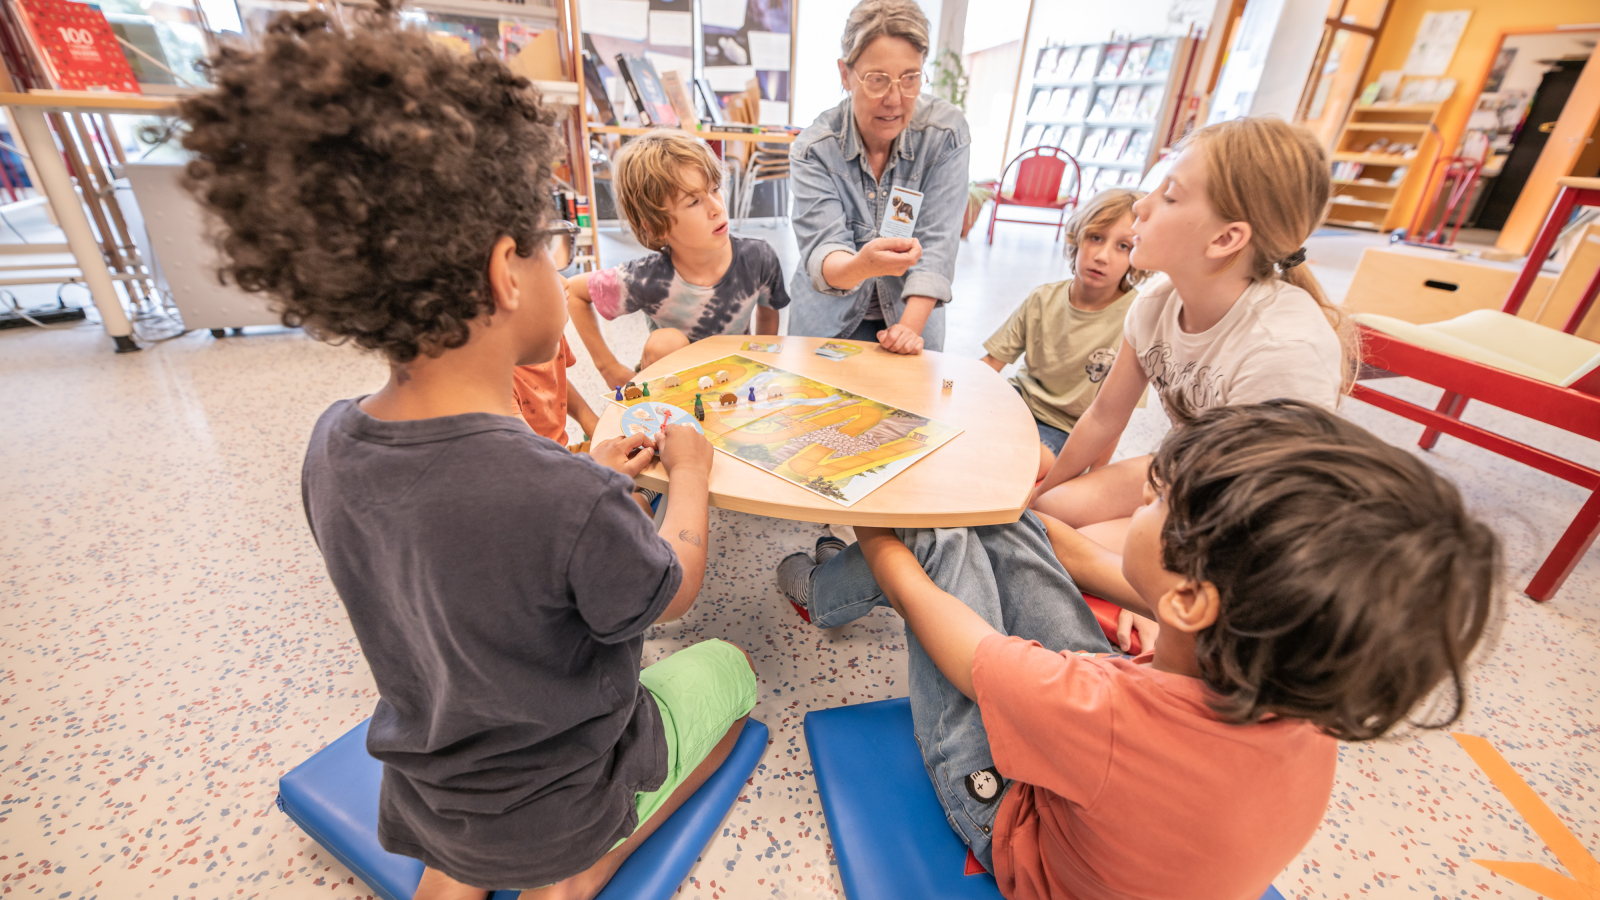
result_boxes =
[804,698,1286,900]
[278,716,768,900]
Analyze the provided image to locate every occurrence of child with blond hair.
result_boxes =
[982,188,1148,481]
[568,130,788,388]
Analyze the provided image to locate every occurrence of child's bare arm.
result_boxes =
[857,525,994,701]
[566,381,599,441]
[566,275,634,388]
[1035,512,1154,619]
[652,424,714,623]
[1032,339,1146,501]
[980,354,1005,373]
[754,305,780,336]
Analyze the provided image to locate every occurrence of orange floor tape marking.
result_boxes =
[1452,733,1600,899]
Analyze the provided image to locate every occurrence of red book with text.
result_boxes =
[12,0,140,93]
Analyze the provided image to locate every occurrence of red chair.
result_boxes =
[1349,176,1600,601]
[983,146,1081,244]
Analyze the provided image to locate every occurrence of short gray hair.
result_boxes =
[840,0,929,67]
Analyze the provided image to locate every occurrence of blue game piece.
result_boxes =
[615,385,623,401]
[748,386,755,402]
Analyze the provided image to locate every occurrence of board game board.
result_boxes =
[621,355,963,506]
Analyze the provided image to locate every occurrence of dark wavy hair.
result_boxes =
[1149,398,1500,741]
[178,2,560,363]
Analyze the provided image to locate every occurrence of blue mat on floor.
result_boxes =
[278,716,767,900]
[804,698,1285,900]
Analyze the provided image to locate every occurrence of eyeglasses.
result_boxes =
[850,68,924,99]
[540,219,581,269]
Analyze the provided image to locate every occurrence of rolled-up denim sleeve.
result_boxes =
[791,141,858,297]
[902,133,970,305]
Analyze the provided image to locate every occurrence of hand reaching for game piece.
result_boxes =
[591,432,657,479]
[876,322,924,355]
[658,422,714,481]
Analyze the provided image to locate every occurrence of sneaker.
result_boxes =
[777,551,815,623]
[826,523,857,544]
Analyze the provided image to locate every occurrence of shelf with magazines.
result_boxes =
[1326,101,1443,232]
[1007,33,1200,197]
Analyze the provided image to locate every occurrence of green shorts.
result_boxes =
[614,639,758,848]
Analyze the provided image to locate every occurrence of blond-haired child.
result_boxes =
[1031,117,1351,554]
[981,188,1148,482]
[568,130,788,388]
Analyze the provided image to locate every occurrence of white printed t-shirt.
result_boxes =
[1123,274,1343,418]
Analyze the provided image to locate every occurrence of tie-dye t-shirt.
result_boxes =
[587,236,789,341]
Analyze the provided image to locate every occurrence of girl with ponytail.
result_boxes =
[1031,117,1352,640]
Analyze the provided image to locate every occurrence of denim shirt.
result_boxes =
[787,95,971,350]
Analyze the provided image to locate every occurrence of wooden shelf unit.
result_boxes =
[1327,103,1442,232]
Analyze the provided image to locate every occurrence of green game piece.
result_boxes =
[643,382,651,397]
[693,392,705,421]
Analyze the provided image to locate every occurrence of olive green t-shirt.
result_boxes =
[983,278,1136,434]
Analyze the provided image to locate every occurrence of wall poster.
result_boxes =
[702,0,794,124]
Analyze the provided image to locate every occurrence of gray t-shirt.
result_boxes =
[301,399,681,887]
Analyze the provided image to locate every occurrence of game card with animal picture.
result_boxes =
[880,186,923,239]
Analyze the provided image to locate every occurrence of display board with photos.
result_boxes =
[1008,35,1197,199]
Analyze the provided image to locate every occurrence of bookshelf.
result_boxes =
[1326,103,1443,232]
[1008,35,1199,197]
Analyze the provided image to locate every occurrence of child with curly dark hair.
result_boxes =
[788,400,1498,900]
[179,8,757,899]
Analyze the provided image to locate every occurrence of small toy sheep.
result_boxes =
[698,375,714,391]
[663,374,681,388]
[715,370,730,384]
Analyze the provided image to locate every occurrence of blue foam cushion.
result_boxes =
[278,716,767,900]
[804,698,1286,900]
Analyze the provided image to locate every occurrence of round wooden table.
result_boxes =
[593,335,1040,527]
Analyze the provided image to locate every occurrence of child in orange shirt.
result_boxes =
[511,334,597,448]
[797,400,1498,899]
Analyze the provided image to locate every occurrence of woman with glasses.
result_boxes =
[787,0,970,354]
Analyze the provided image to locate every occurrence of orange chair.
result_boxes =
[982,146,1081,244]
[1349,177,1600,601]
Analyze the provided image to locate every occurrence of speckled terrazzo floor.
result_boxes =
[2,223,1596,900]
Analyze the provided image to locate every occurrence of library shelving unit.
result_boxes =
[1008,34,1199,196]
[1326,102,1443,232]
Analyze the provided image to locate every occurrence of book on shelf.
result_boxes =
[658,69,697,126]
[615,54,678,127]
[1039,125,1064,148]
[1021,124,1045,148]
[1027,88,1052,118]
[1066,87,1091,120]
[1119,169,1142,187]
[1046,87,1073,117]
[12,0,140,93]
[1061,125,1083,154]
[1097,42,1127,79]
[1100,128,1131,160]
[1070,48,1098,81]
[1087,87,1114,121]
[1144,39,1174,78]
[694,77,725,124]
[1110,86,1139,120]
[582,51,617,125]
[1122,41,1151,79]
[1094,168,1122,191]
[1080,127,1107,159]
[1034,46,1059,78]
[1133,85,1163,120]
[1078,166,1098,193]
[1053,46,1081,79]
[1122,130,1151,163]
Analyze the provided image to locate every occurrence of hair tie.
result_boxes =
[1279,247,1307,270]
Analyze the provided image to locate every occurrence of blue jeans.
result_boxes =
[807,512,1111,869]
[1012,384,1070,454]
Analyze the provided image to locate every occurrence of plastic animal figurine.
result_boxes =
[715,370,730,383]
[623,384,643,401]
[663,374,681,388]
[719,392,737,407]
[698,375,714,390]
